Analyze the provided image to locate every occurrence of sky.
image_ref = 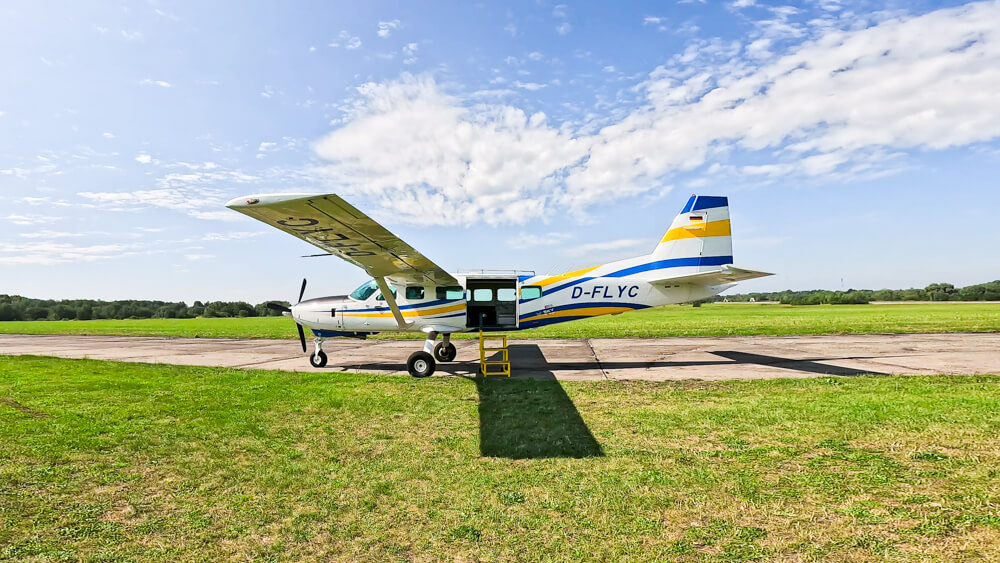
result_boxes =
[2,0,999,304]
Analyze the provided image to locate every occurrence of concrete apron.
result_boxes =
[1,333,998,381]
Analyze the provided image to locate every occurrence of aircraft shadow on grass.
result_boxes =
[475,344,604,460]
[338,344,891,460]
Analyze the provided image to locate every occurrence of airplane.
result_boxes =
[226,193,772,378]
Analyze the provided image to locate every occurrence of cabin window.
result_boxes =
[375,286,398,301]
[349,279,379,301]
[520,286,542,300]
[472,288,493,302]
[405,286,425,300]
[436,286,465,300]
[497,288,516,302]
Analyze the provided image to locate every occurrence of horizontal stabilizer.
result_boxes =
[651,265,773,286]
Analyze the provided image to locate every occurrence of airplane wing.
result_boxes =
[226,193,459,286]
[651,265,773,286]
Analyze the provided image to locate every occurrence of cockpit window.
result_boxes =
[349,279,379,301]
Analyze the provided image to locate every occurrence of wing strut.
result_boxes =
[374,276,408,329]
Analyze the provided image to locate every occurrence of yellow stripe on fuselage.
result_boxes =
[520,306,635,323]
[341,302,466,319]
[660,219,731,243]
[532,265,602,288]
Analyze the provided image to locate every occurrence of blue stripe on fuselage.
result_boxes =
[339,298,461,313]
[543,276,597,297]
[604,255,733,278]
[541,255,733,296]
[518,301,648,320]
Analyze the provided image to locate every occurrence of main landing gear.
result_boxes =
[306,333,457,377]
[407,332,456,378]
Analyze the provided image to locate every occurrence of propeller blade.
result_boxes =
[266,302,291,313]
[297,323,307,353]
[298,278,307,303]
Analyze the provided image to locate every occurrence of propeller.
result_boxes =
[265,302,290,313]
[296,323,307,353]
[266,278,308,353]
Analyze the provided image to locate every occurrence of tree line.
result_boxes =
[0,295,291,322]
[710,280,1000,305]
[1,279,998,321]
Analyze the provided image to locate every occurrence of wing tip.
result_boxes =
[225,193,328,209]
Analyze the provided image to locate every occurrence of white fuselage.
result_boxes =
[292,259,734,338]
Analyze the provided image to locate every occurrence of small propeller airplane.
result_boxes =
[227,193,771,377]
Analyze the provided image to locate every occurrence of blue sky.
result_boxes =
[2,0,999,303]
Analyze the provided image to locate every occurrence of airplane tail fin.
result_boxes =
[651,194,733,266]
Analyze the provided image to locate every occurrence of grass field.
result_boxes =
[1,302,999,340]
[2,355,999,560]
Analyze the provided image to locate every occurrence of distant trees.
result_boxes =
[713,280,1000,305]
[0,294,289,321]
[2,279,998,322]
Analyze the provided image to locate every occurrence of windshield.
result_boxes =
[349,279,379,301]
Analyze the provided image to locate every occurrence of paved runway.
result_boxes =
[1,333,998,380]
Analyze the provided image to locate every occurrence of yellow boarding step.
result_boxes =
[478,330,511,377]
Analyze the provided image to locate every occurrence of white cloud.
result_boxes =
[312,2,1000,226]
[18,230,85,239]
[121,30,143,41]
[5,214,61,226]
[377,20,400,38]
[202,232,266,241]
[514,81,546,91]
[602,65,617,73]
[507,232,572,250]
[313,74,586,226]
[553,4,568,18]
[527,51,543,61]
[154,8,180,21]
[139,79,171,88]
[135,153,152,164]
[102,132,115,139]
[329,30,362,50]
[402,43,419,65]
[256,141,277,159]
[0,241,144,264]
[504,23,517,36]
[643,16,668,32]
[78,167,261,221]
[565,239,650,257]
[555,22,572,35]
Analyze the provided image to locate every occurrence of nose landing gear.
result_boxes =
[309,338,328,368]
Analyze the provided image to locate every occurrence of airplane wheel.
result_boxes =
[433,342,457,362]
[309,350,328,368]
[407,351,435,378]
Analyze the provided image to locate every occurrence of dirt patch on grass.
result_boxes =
[1,396,51,418]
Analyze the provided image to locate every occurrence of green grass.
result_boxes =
[2,355,999,560]
[1,303,999,340]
